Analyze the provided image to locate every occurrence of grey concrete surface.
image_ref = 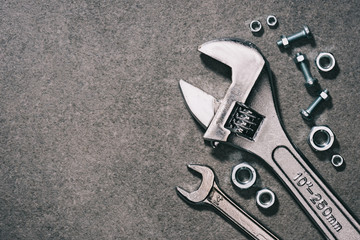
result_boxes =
[0,0,359,239]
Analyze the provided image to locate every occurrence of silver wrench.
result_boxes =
[179,38,360,239]
[176,164,279,240]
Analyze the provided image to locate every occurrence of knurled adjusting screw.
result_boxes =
[300,89,330,121]
[294,52,318,89]
[277,25,312,49]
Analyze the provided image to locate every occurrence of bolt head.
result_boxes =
[320,89,330,101]
[294,53,306,64]
[300,109,312,120]
[280,35,289,48]
[303,25,312,39]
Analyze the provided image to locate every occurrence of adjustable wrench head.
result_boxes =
[199,39,266,143]
[180,39,283,162]
[181,39,267,143]
[176,164,215,204]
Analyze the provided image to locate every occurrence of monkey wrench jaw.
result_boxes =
[180,38,360,239]
[179,80,219,129]
[198,39,265,143]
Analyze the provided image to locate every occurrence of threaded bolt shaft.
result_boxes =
[294,52,318,88]
[277,25,312,48]
[300,89,330,120]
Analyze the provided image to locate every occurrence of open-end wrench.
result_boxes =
[176,164,279,240]
[179,38,360,239]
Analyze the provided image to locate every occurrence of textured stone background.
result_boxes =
[0,0,359,239]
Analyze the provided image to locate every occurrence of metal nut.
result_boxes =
[319,90,330,101]
[308,126,335,151]
[231,162,257,190]
[331,154,344,168]
[280,35,289,48]
[315,52,336,72]
[266,15,278,28]
[250,20,262,33]
[256,188,276,209]
[294,53,305,63]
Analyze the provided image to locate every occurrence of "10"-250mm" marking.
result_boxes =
[293,172,342,232]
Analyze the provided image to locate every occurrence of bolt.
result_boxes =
[294,52,318,89]
[300,89,330,121]
[277,25,312,48]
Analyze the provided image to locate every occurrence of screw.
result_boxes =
[277,25,312,48]
[294,52,318,89]
[300,89,330,121]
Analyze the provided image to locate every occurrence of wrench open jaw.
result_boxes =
[180,38,360,240]
[177,164,280,240]
[176,164,215,204]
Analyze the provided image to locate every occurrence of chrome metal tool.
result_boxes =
[179,38,360,240]
[176,164,279,240]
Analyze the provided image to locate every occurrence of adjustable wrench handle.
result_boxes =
[272,146,360,240]
[206,183,279,240]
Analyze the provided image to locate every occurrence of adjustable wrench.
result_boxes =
[179,39,360,239]
[176,164,279,240]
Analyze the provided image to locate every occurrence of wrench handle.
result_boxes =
[207,183,279,240]
[272,146,360,240]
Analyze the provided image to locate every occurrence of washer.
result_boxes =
[308,126,335,151]
[256,188,276,209]
[231,162,257,190]
[315,52,336,72]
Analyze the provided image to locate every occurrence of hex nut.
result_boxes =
[231,162,257,190]
[308,126,335,151]
[256,188,276,209]
[281,35,289,48]
[315,52,336,72]
[266,15,278,27]
[294,53,306,64]
[331,154,344,168]
[250,20,262,33]
[320,90,330,101]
